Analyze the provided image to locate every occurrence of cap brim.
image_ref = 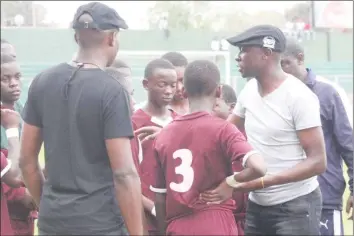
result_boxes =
[227,27,261,47]
[117,18,128,30]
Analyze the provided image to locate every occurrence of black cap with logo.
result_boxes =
[72,2,128,31]
[227,25,286,53]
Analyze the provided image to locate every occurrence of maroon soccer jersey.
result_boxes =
[132,108,177,233]
[1,152,14,236]
[151,111,254,222]
[132,109,177,200]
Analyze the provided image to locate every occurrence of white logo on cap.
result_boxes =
[263,36,275,49]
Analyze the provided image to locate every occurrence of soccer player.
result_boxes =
[150,59,266,235]
[1,108,23,236]
[212,84,237,120]
[132,58,177,234]
[1,54,37,236]
[161,51,189,114]
[203,25,327,235]
[19,2,143,235]
[281,40,353,234]
[1,39,16,58]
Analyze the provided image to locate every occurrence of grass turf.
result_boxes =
[35,148,353,235]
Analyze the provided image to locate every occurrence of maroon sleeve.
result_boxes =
[149,143,166,193]
[1,149,9,158]
[3,185,26,202]
[1,152,9,172]
[220,123,254,163]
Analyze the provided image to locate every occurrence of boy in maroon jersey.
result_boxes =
[150,60,266,235]
[213,84,248,236]
[161,51,189,115]
[1,54,37,236]
[1,108,24,236]
[132,58,177,234]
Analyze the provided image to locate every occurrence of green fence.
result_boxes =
[1,28,352,104]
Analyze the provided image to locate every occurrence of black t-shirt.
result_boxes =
[23,63,133,235]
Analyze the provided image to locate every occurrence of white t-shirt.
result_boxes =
[315,75,353,127]
[234,76,322,206]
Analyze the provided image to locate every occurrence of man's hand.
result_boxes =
[20,189,37,210]
[200,176,268,205]
[200,181,233,204]
[1,109,21,129]
[346,195,353,220]
[134,126,162,143]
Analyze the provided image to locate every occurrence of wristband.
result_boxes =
[151,206,156,216]
[6,128,19,139]
[226,172,240,188]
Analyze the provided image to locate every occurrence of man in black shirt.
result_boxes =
[19,2,143,235]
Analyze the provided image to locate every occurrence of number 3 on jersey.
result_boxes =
[169,149,194,193]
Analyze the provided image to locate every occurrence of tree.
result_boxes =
[147,1,217,30]
[222,10,286,32]
[1,1,47,26]
[284,2,311,23]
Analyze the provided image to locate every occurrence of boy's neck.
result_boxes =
[170,98,189,115]
[188,98,214,114]
[144,102,170,118]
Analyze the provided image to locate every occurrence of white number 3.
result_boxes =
[170,149,194,193]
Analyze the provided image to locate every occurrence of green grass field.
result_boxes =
[35,149,353,235]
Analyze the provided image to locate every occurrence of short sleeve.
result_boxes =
[150,144,167,193]
[23,75,42,127]
[1,153,11,178]
[220,123,254,163]
[292,90,321,130]
[232,82,249,118]
[102,85,134,140]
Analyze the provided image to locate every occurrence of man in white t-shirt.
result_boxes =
[201,25,327,235]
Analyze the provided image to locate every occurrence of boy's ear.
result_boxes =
[142,78,149,90]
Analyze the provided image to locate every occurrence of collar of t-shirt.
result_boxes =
[175,111,210,121]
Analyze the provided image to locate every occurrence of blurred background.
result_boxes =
[1,1,353,234]
[0,1,353,104]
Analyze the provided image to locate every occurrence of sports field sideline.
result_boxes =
[35,148,353,235]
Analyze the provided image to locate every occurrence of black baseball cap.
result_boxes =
[72,2,128,31]
[227,25,286,53]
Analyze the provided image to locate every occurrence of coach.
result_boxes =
[19,2,143,235]
[209,25,327,235]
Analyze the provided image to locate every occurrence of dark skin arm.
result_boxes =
[262,126,326,187]
[1,109,22,187]
[134,126,162,143]
[19,123,45,207]
[106,138,144,235]
[229,114,326,187]
[142,195,155,213]
[155,192,167,235]
[2,137,22,188]
[201,120,326,203]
